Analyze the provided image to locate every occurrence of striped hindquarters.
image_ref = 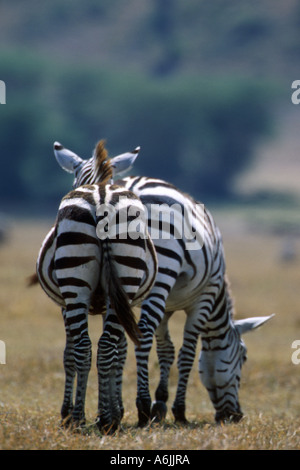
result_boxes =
[36,183,157,344]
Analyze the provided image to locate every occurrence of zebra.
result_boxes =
[32,140,158,433]
[53,140,274,425]
[54,140,140,186]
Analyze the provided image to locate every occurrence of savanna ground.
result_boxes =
[0,201,300,451]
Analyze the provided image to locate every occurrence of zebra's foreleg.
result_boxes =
[135,271,177,427]
[151,311,175,422]
[172,311,199,424]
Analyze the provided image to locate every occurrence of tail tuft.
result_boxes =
[27,273,39,287]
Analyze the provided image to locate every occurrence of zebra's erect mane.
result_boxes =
[93,140,113,184]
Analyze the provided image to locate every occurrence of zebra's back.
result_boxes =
[117,175,224,311]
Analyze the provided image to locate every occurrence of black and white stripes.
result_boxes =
[35,145,157,432]
[51,140,274,426]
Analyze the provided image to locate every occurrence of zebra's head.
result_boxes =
[199,314,274,424]
[53,140,140,188]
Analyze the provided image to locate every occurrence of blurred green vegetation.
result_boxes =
[1,0,292,205]
[0,50,276,204]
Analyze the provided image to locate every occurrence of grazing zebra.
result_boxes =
[34,141,157,433]
[53,141,274,425]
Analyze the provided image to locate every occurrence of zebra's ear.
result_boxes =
[110,146,140,178]
[234,314,275,336]
[53,142,84,174]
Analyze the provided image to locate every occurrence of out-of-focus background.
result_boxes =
[1,0,300,210]
[1,0,300,450]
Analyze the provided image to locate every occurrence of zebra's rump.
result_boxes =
[35,183,157,323]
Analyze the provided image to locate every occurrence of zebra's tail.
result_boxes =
[27,272,39,286]
[102,240,142,347]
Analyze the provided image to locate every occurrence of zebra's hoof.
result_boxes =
[60,405,74,428]
[215,409,243,424]
[61,416,86,431]
[96,417,119,435]
[136,397,151,427]
[60,415,73,429]
[172,404,189,425]
[151,401,167,422]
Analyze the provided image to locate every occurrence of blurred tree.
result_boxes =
[0,51,274,206]
[151,0,181,76]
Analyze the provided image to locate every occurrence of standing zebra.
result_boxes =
[33,141,157,433]
[53,141,274,425]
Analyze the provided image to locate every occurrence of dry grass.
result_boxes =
[1,214,300,450]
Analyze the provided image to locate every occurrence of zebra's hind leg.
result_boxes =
[116,331,128,422]
[151,311,175,423]
[62,304,92,428]
[97,310,124,434]
[60,309,76,426]
[135,315,162,427]
[135,293,172,427]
